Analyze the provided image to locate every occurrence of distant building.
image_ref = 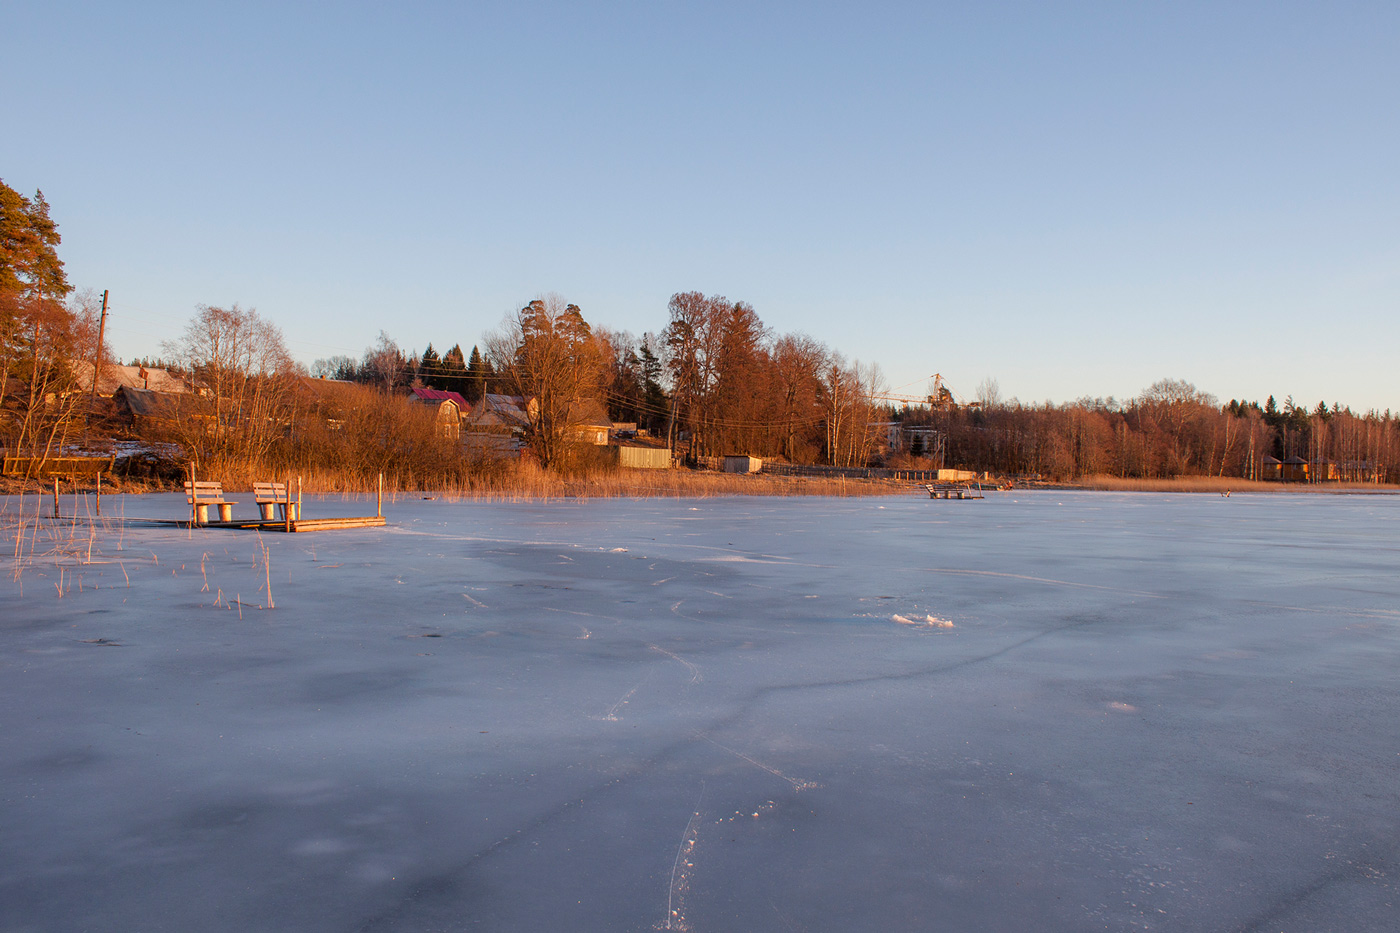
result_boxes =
[408,387,470,439]
[467,394,531,435]
[723,456,762,474]
[71,361,191,397]
[614,445,672,469]
[463,394,614,450]
[1308,459,1338,482]
[463,394,531,458]
[546,398,612,446]
[1280,456,1309,483]
[112,385,201,430]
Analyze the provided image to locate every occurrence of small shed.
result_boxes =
[1280,456,1309,483]
[723,456,762,474]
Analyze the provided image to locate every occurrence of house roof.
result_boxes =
[71,361,191,396]
[410,387,470,410]
[566,398,612,429]
[112,385,196,420]
[469,394,531,430]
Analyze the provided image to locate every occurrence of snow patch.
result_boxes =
[893,614,954,628]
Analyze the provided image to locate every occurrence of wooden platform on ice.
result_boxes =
[136,516,386,532]
[920,483,984,500]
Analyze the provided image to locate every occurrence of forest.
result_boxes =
[4,177,1398,486]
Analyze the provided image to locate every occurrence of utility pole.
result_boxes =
[89,289,109,409]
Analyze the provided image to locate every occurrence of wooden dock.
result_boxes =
[920,483,985,500]
[143,472,390,532]
[133,516,386,532]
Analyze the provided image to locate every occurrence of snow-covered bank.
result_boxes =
[2,491,1397,931]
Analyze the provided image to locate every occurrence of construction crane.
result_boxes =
[868,374,979,411]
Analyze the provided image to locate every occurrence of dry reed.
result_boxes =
[127,455,911,500]
[1071,474,1398,494]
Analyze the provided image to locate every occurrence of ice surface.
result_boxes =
[2,490,1398,931]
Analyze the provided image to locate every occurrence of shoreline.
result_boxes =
[2,472,1396,500]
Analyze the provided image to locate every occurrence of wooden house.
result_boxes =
[555,398,612,446]
[1280,456,1310,483]
[71,361,191,397]
[462,394,530,456]
[467,394,531,434]
[408,387,470,439]
[1308,459,1339,482]
[112,385,202,431]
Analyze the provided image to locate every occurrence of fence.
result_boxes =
[2,454,116,478]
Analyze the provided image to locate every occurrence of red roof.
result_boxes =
[410,387,470,410]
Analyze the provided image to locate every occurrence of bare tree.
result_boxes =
[821,355,884,467]
[163,304,300,465]
[0,290,101,469]
[363,331,409,391]
[975,376,1001,410]
[770,333,827,462]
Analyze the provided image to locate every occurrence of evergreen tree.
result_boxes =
[639,333,668,430]
[466,345,490,402]
[442,343,468,396]
[419,343,442,388]
[0,180,71,299]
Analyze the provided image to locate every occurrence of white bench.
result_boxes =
[253,482,298,521]
[185,481,236,523]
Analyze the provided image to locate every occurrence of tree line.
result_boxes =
[311,295,1399,481]
[312,291,888,469]
[5,178,1397,484]
[914,379,1399,482]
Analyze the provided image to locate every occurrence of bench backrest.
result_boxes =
[184,481,225,503]
[253,482,289,502]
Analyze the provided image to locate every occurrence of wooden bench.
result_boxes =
[253,482,298,521]
[185,481,236,523]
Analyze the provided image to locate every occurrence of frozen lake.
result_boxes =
[2,490,1398,931]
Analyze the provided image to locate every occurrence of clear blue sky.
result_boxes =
[6,1,1398,411]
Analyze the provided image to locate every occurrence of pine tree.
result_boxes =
[0,180,71,299]
[419,343,442,388]
[466,345,489,402]
[442,344,468,397]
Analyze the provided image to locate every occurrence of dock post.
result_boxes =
[190,462,198,525]
[285,474,292,533]
[96,472,101,517]
[53,478,60,519]
[377,473,383,517]
[297,476,303,521]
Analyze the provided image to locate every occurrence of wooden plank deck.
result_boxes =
[132,516,386,532]
[920,483,985,500]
